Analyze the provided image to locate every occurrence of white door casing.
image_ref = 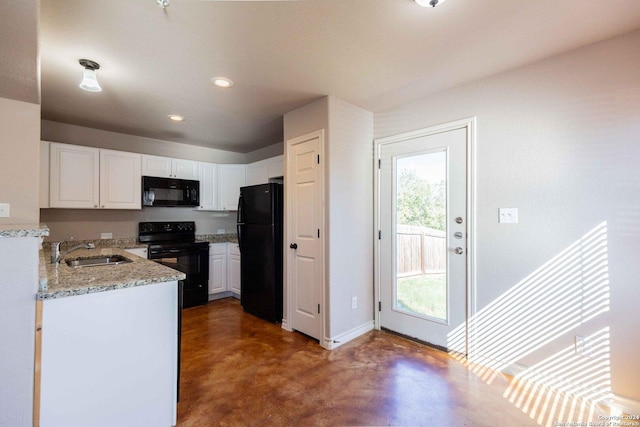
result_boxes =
[375,118,476,354]
[285,130,324,341]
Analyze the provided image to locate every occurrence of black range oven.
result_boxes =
[138,221,209,309]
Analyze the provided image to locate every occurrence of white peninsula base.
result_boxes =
[39,281,178,427]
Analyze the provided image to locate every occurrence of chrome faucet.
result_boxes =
[51,242,96,264]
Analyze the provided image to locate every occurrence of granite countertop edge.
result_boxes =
[38,247,186,301]
[0,224,49,238]
[37,274,185,300]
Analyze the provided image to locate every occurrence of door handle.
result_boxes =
[453,247,464,255]
[289,243,298,250]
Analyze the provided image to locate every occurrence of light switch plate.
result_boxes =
[101,232,113,239]
[499,208,518,224]
[0,203,9,218]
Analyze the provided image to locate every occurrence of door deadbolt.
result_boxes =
[454,232,463,239]
[455,217,463,224]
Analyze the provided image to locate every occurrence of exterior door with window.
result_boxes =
[378,125,469,353]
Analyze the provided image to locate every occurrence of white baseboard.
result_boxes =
[322,321,374,350]
[281,318,292,332]
[605,394,640,415]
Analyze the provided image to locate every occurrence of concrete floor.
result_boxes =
[176,298,599,426]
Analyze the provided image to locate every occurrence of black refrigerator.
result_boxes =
[237,183,283,322]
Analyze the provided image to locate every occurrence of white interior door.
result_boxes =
[286,130,324,340]
[378,126,469,352]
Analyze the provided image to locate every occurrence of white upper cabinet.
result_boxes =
[49,143,141,210]
[50,143,100,209]
[99,149,142,209]
[246,155,284,186]
[246,159,268,186]
[142,155,198,180]
[267,155,284,179]
[218,164,246,211]
[40,141,50,208]
[197,162,218,211]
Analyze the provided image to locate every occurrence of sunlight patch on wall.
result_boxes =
[505,328,612,427]
[446,222,611,425]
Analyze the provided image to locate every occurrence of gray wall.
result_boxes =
[0,98,40,224]
[375,30,640,403]
[283,96,375,342]
[326,97,374,338]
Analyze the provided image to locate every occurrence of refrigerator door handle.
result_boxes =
[237,193,244,224]
[237,224,242,252]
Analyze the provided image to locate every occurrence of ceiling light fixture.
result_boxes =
[211,77,234,88]
[415,0,447,7]
[155,0,170,8]
[78,59,102,92]
[167,114,185,122]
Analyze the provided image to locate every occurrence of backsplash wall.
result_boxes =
[40,208,237,242]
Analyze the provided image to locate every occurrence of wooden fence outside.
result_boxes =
[397,225,446,277]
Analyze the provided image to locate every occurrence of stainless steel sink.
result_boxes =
[65,255,133,268]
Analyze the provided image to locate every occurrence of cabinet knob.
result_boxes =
[94,204,98,208]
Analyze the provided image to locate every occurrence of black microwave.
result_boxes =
[142,176,200,207]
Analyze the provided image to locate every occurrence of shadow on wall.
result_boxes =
[448,222,612,426]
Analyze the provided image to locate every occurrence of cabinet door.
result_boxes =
[40,141,50,208]
[100,149,142,209]
[209,254,227,294]
[141,155,172,178]
[197,162,218,210]
[49,143,100,208]
[228,243,241,295]
[246,159,268,186]
[218,164,246,211]
[172,159,199,180]
[267,155,284,179]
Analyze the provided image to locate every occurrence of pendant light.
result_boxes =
[415,0,447,7]
[78,59,102,92]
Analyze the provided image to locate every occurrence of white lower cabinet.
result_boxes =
[228,243,241,295]
[208,243,227,295]
[207,242,241,298]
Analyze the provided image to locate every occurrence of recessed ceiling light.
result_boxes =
[168,114,185,122]
[211,77,234,88]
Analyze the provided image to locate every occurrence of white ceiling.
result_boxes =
[36,0,640,153]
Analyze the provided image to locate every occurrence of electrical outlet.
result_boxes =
[217,229,225,234]
[0,203,10,218]
[351,296,358,309]
[575,336,593,357]
[101,232,113,239]
[499,207,518,224]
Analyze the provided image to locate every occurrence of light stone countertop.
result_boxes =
[38,247,185,300]
[0,223,49,238]
[196,233,238,244]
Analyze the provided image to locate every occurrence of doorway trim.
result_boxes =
[282,129,326,346]
[374,117,477,356]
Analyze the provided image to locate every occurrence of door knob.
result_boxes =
[290,243,298,250]
[454,247,464,255]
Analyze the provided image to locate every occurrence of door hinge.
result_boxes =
[378,230,381,240]
[317,154,320,164]
[318,304,320,314]
[378,159,381,169]
[317,229,320,238]
[378,301,381,311]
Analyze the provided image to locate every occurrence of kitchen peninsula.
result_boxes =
[37,246,185,427]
